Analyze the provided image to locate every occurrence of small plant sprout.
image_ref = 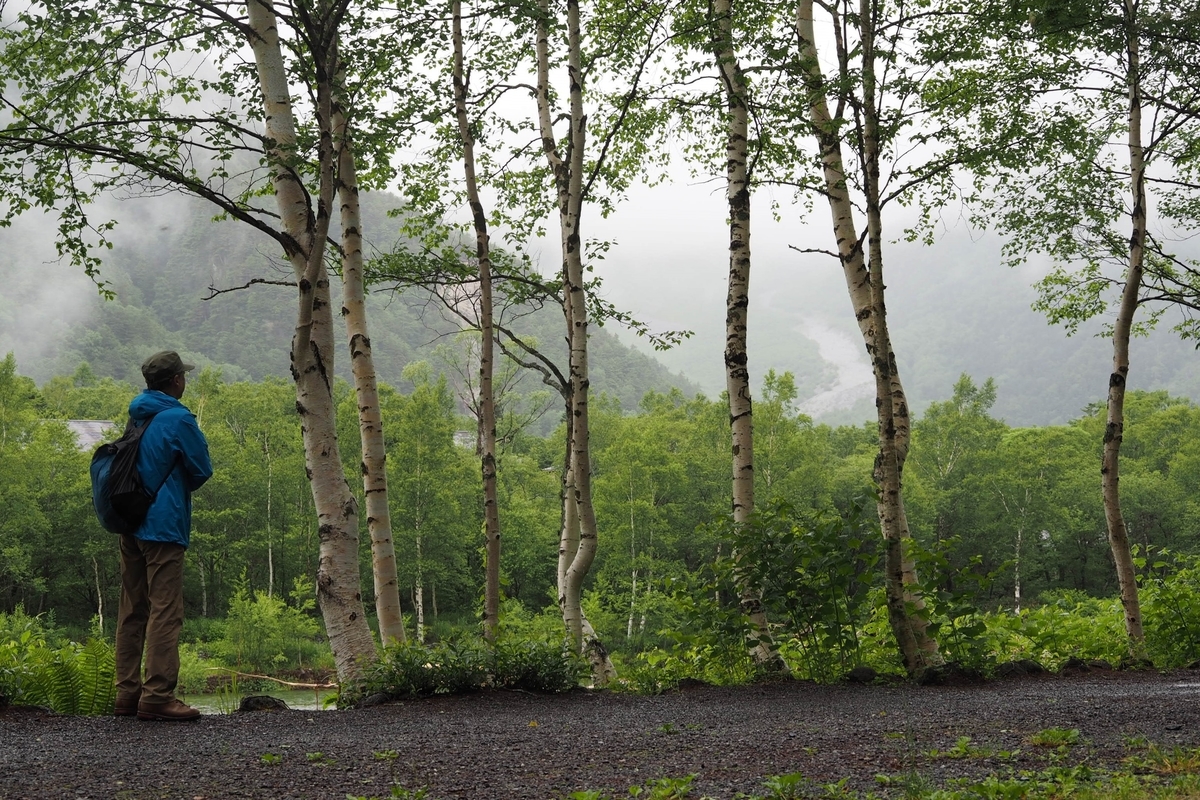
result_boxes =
[761,772,808,798]
[348,788,430,800]
[1028,728,1082,748]
[259,752,282,765]
[926,736,994,760]
[1122,734,1151,750]
[627,775,695,798]
[1126,744,1200,775]
[305,751,336,765]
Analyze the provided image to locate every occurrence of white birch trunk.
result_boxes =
[581,614,617,686]
[712,0,779,667]
[795,0,937,674]
[628,567,637,640]
[333,72,405,647]
[92,556,103,634]
[452,0,502,641]
[714,0,754,527]
[1104,0,1147,650]
[558,456,582,645]
[247,0,375,687]
[1014,524,1022,614]
[857,0,936,665]
[557,460,615,683]
[199,557,207,618]
[265,435,273,598]
[415,534,426,643]
[536,0,606,677]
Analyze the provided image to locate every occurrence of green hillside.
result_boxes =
[0,193,697,409]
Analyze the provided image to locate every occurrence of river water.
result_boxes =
[181,687,336,713]
[795,319,874,418]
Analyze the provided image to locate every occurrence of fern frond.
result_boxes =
[48,645,84,715]
[20,646,57,708]
[79,639,116,715]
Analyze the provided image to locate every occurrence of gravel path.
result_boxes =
[2,669,1199,799]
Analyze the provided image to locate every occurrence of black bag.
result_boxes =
[90,417,167,534]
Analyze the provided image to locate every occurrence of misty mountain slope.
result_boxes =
[0,193,697,408]
[878,236,1200,425]
[626,228,1200,427]
[610,276,835,404]
[798,238,1200,426]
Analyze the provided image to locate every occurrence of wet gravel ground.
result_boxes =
[2,669,1199,800]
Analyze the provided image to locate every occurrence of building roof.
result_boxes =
[66,420,117,451]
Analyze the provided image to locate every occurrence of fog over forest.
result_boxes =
[588,180,1200,426]
[1,183,1197,426]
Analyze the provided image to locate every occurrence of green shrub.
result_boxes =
[618,643,758,694]
[0,614,115,715]
[0,607,66,649]
[911,538,1010,674]
[370,642,442,697]
[181,615,226,646]
[1140,550,1200,667]
[497,600,572,642]
[983,591,1127,669]
[366,635,585,699]
[658,501,881,685]
[177,642,219,694]
[215,577,324,674]
[431,638,492,694]
[493,637,587,692]
[850,589,908,677]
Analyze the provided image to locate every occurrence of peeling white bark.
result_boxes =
[334,72,405,647]
[795,0,937,674]
[452,0,501,641]
[1104,0,1147,651]
[247,0,375,687]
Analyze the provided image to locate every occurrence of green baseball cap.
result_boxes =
[141,351,195,385]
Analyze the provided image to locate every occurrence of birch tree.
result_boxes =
[707,0,781,666]
[792,0,940,673]
[377,0,683,676]
[528,0,680,678]
[450,0,502,641]
[925,0,1200,654]
[232,0,379,682]
[0,0,423,684]
[333,63,405,647]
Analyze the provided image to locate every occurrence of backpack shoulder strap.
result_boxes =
[136,412,179,496]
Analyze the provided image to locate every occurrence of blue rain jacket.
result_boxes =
[128,390,213,548]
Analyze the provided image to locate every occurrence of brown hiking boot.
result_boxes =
[114,692,141,717]
[137,698,201,721]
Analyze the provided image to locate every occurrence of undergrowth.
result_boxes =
[364,634,587,700]
[551,768,1200,799]
[0,608,115,714]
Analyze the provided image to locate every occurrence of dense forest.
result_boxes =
[4,351,1200,671]
[0,0,1198,717]
[0,192,696,421]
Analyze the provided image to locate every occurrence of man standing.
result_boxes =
[114,351,212,721]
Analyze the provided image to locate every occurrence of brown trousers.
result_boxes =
[115,536,186,705]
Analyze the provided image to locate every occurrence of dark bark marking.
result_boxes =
[1104,422,1122,444]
